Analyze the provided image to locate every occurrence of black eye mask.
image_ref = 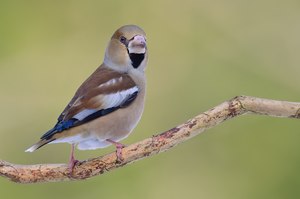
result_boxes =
[120,36,129,47]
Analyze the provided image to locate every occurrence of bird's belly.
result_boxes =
[80,96,144,150]
[53,90,145,150]
[88,103,143,141]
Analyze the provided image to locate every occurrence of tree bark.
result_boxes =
[1,96,299,184]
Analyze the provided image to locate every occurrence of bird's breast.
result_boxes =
[85,88,146,141]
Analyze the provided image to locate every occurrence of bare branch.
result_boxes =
[1,96,299,184]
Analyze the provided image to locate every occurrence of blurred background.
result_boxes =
[1,0,300,198]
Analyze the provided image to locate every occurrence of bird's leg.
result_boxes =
[68,143,79,172]
[106,139,126,162]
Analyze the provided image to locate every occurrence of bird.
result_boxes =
[25,25,148,170]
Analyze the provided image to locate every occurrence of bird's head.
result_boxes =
[104,25,148,73]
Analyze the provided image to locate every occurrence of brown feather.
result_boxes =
[58,65,137,121]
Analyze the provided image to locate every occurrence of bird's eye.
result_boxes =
[119,36,127,44]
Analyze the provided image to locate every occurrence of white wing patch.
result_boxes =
[101,86,139,108]
[71,86,139,121]
[73,109,98,120]
[98,77,123,88]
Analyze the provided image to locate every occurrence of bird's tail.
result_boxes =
[25,138,55,152]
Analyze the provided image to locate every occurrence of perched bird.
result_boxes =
[25,25,148,170]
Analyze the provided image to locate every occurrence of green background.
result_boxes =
[1,0,300,198]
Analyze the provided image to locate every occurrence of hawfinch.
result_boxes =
[25,25,148,169]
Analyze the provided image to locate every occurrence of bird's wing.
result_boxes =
[41,66,139,140]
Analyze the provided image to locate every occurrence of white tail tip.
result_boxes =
[25,145,38,152]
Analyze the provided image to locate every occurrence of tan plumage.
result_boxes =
[26,25,148,163]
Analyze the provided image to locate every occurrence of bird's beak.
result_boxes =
[128,35,147,54]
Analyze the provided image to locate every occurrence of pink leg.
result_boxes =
[68,144,79,172]
[106,139,126,162]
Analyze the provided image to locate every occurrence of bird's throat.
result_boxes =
[129,53,145,68]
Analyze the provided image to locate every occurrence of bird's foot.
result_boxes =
[68,156,80,173]
[106,139,126,162]
[68,144,80,175]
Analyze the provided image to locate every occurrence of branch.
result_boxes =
[1,96,300,184]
